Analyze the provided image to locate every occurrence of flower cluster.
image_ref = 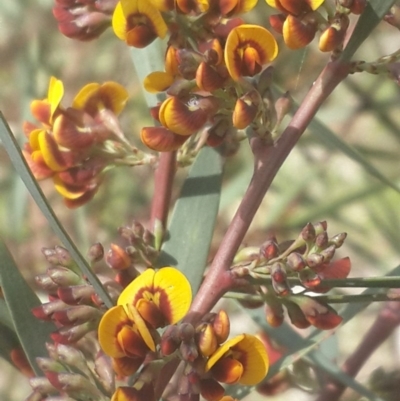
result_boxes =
[23,77,153,207]
[267,0,366,51]
[232,221,350,329]
[98,267,269,401]
[27,234,269,401]
[133,0,279,152]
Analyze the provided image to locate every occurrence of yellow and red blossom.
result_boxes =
[112,0,167,48]
[141,126,189,152]
[224,25,278,81]
[23,77,130,207]
[266,0,324,15]
[205,334,269,385]
[282,14,318,50]
[159,96,218,136]
[118,267,192,327]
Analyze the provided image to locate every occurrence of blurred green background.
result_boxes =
[1,1,400,400]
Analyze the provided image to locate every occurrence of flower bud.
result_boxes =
[301,222,316,241]
[197,323,218,357]
[284,301,310,329]
[232,97,258,130]
[212,310,230,344]
[87,242,104,263]
[299,267,321,288]
[271,263,290,296]
[161,325,181,356]
[290,296,343,329]
[315,231,328,249]
[29,377,57,394]
[51,321,96,344]
[329,232,347,248]
[286,252,306,272]
[106,243,131,270]
[320,245,336,263]
[260,239,280,261]
[57,285,95,305]
[200,378,225,401]
[306,253,324,269]
[180,340,199,362]
[265,300,284,327]
[47,266,83,287]
[95,351,115,395]
[35,273,59,292]
[52,305,101,326]
[32,299,69,320]
[233,246,260,264]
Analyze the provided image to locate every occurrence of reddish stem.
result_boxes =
[150,151,176,230]
[187,60,350,323]
[315,300,400,401]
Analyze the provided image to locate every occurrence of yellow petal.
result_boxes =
[127,304,156,352]
[205,334,245,371]
[112,2,128,41]
[99,82,129,115]
[48,77,64,122]
[144,71,175,93]
[72,83,101,110]
[153,267,192,324]
[235,334,269,385]
[98,305,129,358]
[52,175,87,200]
[118,268,156,310]
[38,130,68,172]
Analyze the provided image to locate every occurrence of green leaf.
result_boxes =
[130,40,166,108]
[0,238,55,375]
[156,147,223,293]
[340,0,395,62]
[0,322,20,366]
[308,117,400,194]
[0,113,113,309]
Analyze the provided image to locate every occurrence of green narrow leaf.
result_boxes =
[340,0,395,62]
[156,147,223,293]
[130,40,166,108]
[0,113,113,309]
[309,117,400,194]
[0,322,20,366]
[0,238,54,375]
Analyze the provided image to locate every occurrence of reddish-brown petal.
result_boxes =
[196,62,226,92]
[283,14,317,49]
[141,126,188,152]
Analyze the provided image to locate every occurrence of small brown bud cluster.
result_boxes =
[26,342,114,400]
[33,246,120,345]
[233,221,350,330]
[160,310,232,401]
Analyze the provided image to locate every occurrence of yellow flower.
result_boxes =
[266,0,324,15]
[205,334,269,385]
[118,267,192,327]
[112,0,168,48]
[224,25,278,81]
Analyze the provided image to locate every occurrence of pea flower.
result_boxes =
[98,267,192,375]
[225,25,278,81]
[205,333,269,385]
[112,0,168,48]
[23,77,152,208]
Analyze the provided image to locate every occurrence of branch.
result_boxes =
[150,151,176,242]
[314,298,400,401]
[187,60,351,322]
